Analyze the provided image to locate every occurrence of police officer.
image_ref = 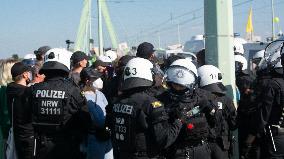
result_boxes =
[245,50,271,159]
[27,48,91,159]
[106,57,183,159]
[158,59,213,159]
[234,54,255,156]
[198,65,237,159]
[252,39,284,159]
[252,50,271,91]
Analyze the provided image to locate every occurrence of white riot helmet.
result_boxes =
[170,59,198,76]
[197,65,227,94]
[165,59,198,89]
[233,38,246,55]
[22,53,37,67]
[105,50,118,62]
[121,57,153,90]
[40,48,73,73]
[235,55,248,72]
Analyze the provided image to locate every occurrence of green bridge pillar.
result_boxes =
[204,0,238,158]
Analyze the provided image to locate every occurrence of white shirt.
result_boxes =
[83,90,108,116]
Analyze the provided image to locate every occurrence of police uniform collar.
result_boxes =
[122,87,151,95]
[201,83,227,95]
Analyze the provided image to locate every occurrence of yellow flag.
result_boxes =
[246,8,254,33]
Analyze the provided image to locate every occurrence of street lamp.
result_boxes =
[66,40,74,51]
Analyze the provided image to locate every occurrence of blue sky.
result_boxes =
[0,0,283,58]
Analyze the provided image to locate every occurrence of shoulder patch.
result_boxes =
[217,102,223,109]
[151,101,163,108]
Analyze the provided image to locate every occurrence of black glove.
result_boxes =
[167,105,188,123]
[178,106,200,123]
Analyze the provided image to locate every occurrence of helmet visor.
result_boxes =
[202,83,227,94]
[22,59,36,67]
[264,40,284,64]
[165,66,197,89]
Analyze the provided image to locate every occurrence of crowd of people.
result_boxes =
[0,38,284,159]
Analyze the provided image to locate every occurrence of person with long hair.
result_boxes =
[0,59,18,86]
